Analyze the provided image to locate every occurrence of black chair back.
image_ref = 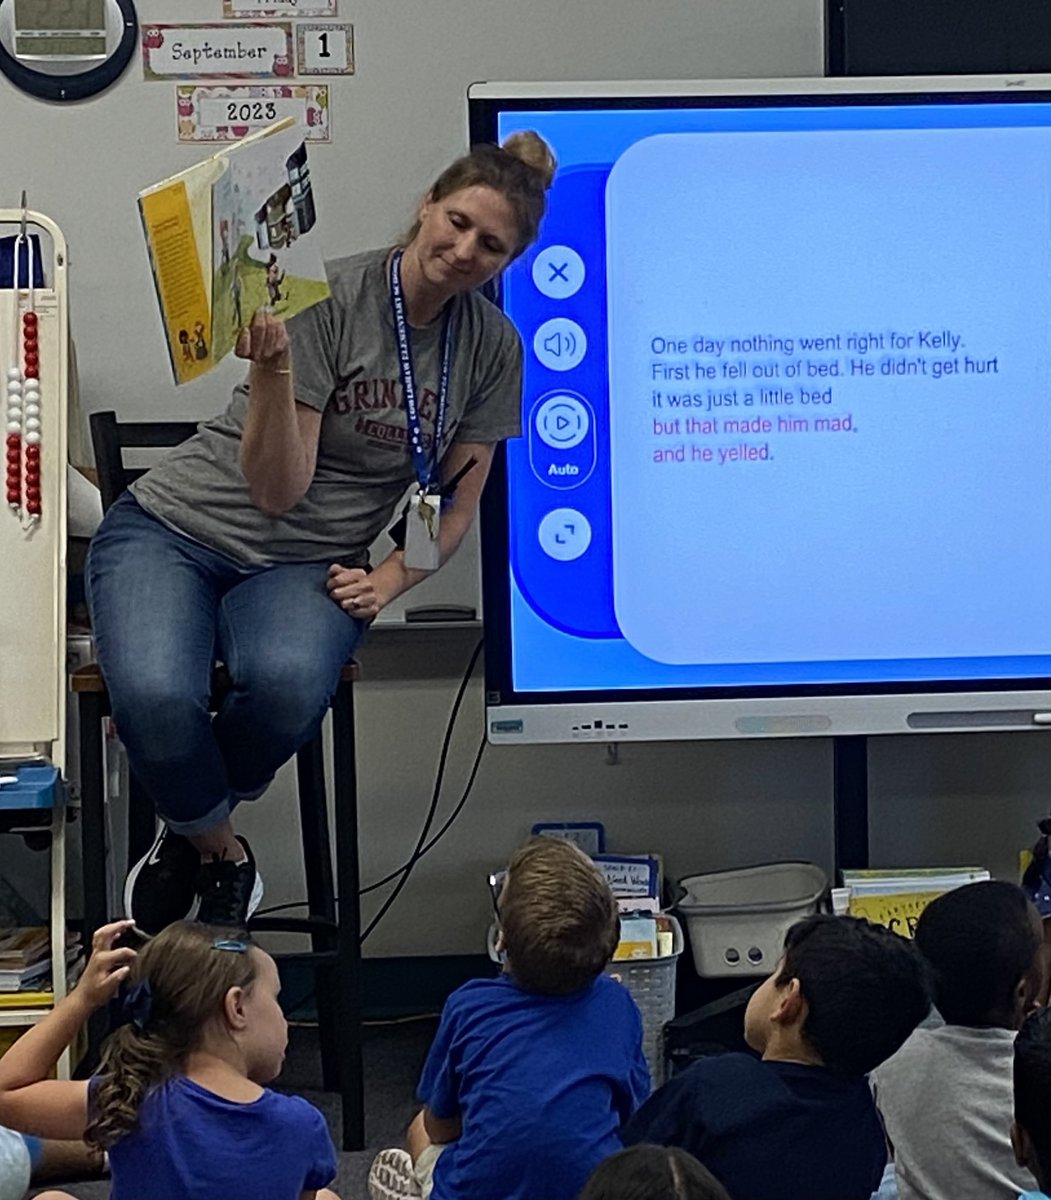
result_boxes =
[89,410,197,514]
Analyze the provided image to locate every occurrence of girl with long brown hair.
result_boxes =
[0,919,339,1199]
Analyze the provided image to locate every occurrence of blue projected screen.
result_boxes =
[479,85,1051,699]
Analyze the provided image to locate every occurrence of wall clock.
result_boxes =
[0,0,137,102]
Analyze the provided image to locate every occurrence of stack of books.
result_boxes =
[0,927,80,992]
[839,867,990,936]
[593,854,677,960]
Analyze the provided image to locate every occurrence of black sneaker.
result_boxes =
[195,836,264,929]
[124,825,201,935]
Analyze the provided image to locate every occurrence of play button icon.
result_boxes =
[535,394,590,450]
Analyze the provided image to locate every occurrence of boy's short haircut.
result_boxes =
[776,914,929,1076]
[1015,1007,1051,1186]
[500,837,620,994]
[914,880,1041,1026]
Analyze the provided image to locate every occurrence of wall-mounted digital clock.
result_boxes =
[0,0,137,102]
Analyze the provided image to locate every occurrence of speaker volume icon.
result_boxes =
[534,319,587,372]
[543,329,576,358]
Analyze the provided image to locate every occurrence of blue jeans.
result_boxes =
[86,493,365,836]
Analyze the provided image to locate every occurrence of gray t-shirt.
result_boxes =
[131,247,522,566]
[871,1023,1034,1200]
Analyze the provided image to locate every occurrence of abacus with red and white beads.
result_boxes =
[5,237,41,524]
[0,204,69,817]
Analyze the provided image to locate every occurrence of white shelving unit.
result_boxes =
[0,207,70,1077]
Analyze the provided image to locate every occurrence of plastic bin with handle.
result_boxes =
[676,862,828,978]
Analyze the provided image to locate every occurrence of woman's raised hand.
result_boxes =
[236,307,291,373]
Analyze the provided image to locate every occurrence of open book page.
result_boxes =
[139,157,225,385]
[210,122,330,365]
[138,119,330,386]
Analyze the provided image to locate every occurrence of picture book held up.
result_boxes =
[138,118,330,385]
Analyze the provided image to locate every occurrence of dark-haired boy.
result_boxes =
[872,880,1046,1200]
[367,837,650,1200]
[623,914,928,1200]
[1013,1006,1051,1200]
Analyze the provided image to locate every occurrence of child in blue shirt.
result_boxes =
[623,914,930,1200]
[1012,1006,1051,1200]
[368,836,651,1200]
[0,919,338,1200]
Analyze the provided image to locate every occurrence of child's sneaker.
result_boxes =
[368,1148,422,1200]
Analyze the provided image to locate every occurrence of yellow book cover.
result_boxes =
[138,119,331,386]
[0,989,53,1007]
[613,915,658,960]
[847,890,946,937]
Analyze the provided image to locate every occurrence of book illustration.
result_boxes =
[846,890,947,938]
[613,915,659,961]
[139,119,330,386]
[841,866,990,936]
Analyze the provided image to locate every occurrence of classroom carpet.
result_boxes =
[29,1016,439,1200]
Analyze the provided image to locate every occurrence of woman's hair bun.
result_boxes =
[501,131,557,190]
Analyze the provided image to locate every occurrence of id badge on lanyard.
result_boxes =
[389,248,454,571]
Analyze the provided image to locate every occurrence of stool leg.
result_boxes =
[295,732,340,1091]
[332,677,365,1151]
[79,691,109,1069]
[80,692,108,945]
[127,770,157,865]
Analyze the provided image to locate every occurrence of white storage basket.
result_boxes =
[677,862,828,978]
[606,915,683,1086]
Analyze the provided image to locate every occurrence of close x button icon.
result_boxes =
[532,245,586,299]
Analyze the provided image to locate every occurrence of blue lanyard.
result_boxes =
[389,247,454,493]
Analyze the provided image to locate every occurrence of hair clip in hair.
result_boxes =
[119,979,153,1032]
[211,938,249,953]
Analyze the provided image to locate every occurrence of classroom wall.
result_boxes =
[7,0,1051,959]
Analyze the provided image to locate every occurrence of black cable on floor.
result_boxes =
[360,732,486,896]
[360,637,483,942]
[255,732,487,918]
[255,640,486,936]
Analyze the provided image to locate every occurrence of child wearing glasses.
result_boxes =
[369,836,650,1200]
[0,919,339,1200]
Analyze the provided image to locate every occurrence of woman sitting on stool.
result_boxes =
[86,132,556,933]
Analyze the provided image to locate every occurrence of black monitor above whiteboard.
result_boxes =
[825,0,1051,77]
[470,75,1051,745]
